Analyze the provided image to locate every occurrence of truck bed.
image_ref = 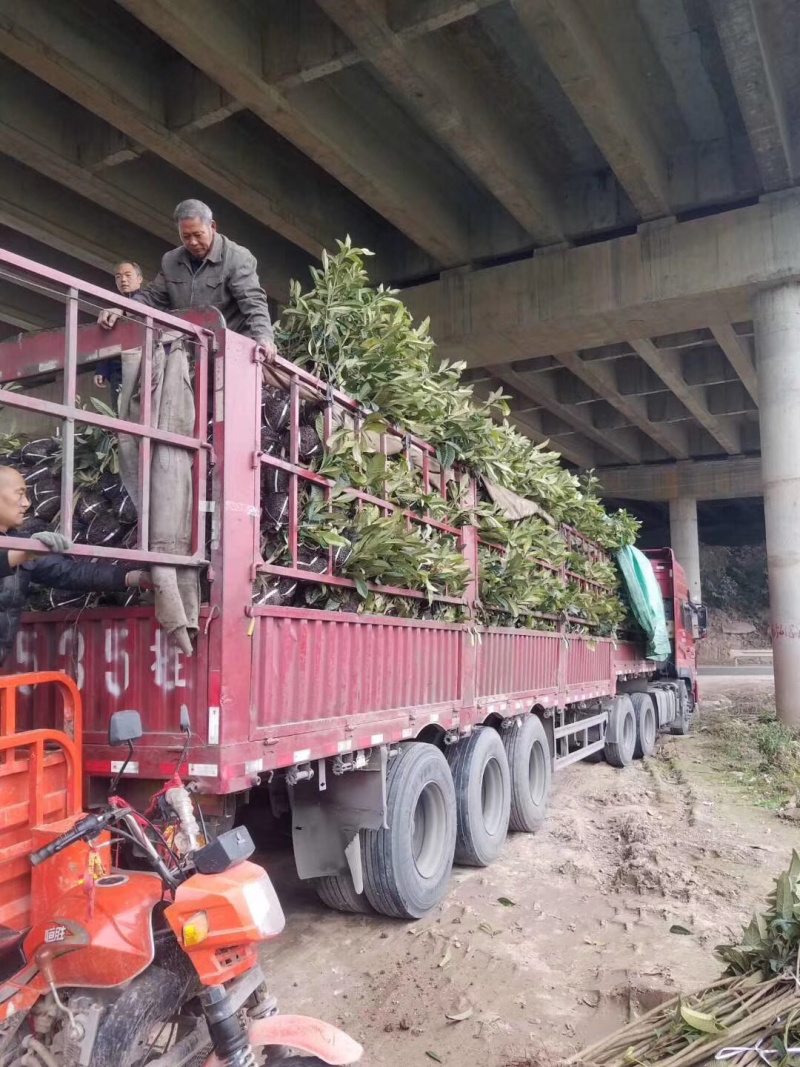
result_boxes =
[14,606,652,794]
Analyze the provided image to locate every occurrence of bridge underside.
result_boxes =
[1,0,800,711]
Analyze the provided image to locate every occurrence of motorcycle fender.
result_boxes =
[203,1015,363,1066]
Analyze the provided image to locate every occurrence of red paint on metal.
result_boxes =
[0,250,696,806]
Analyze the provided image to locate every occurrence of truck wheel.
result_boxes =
[446,727,511,866]
[502,715,552,832]
[604,695,636,768]
[315,859,374,914]
[671,686,692,735]
[363,742,456,919]
[631,693,657,758]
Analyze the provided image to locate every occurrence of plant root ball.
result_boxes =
[21,438,59,465]
[262,387,290,433]
[76,490,106,525]
[263,465,289,495]
[262,492,290,530]
[298,425,322,460]
[252,576,297,607]
[86,512,124,546]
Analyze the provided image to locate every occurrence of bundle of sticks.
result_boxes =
[573,854,800,1067]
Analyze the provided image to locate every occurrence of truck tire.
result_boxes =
[315,864,374,915]
[446,728,511,866]
[671,684,692,736]
[363,742,456,920]
[502,715,552,832]
[604,695,636,768]
[631,692,657,758]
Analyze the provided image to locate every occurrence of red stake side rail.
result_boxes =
[0,250,656,804]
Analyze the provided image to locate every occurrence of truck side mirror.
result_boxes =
[695,604,708,639]
[109,710,143,747]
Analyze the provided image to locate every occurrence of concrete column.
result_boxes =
[754,283,800,725]
[669,497,701,603]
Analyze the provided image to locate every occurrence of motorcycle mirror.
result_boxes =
[180,705,191,734]
[109,710,143,747]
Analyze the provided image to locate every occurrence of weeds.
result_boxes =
[698,693,800,807]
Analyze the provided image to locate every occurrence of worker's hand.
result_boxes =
[31,531,73,554]
[93,374,107,388]
[125,569,153,589]
[98,308,123,330]
[260,339,277,361]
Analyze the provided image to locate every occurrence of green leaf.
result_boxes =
[670,925,692,936]
[679,1002,724,1034]
[425,1053,443,1063]
[497,897,516,907]
[354,578,368,599]
[776,871,794,921]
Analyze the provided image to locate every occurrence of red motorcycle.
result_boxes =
[0,673,363,1067]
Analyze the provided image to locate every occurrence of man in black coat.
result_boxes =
[0,466,147,665]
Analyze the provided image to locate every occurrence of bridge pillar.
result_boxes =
[754,283,800,725]
[669,497,701,604]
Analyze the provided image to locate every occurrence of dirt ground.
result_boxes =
[257,677,795,1067]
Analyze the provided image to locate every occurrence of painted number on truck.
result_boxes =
[15,630,40,693]
[104,627,130,697]
[150,629,186,691]
[58,628,85,691]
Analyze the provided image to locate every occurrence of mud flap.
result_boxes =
[203,1015,363,1066]
[289,747,387,881]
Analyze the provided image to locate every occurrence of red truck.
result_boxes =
[0,249,705,920]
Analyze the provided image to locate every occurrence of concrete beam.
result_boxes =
[403,193,800,365]
[268,0,504,88]
[629,338,741,454]
[709,0,793,191]
[496,363,641,463]
[0,59,307,301]
[709,320,759,404]
[596,456,762,501]
[510,0,670,219]
[0,153,165,277]
[553,351,690,460]
[317,0,563,245]
[114,0,472,265]
[0,0,394,264]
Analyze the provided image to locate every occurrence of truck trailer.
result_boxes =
[0,249,704,919]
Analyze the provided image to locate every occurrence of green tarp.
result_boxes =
[615,546,671,661]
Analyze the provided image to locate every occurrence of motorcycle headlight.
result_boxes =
[182,911,209,947]
[242,876,285,938]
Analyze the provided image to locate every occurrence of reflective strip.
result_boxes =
[111,760,139,775]
[188,763,218,777]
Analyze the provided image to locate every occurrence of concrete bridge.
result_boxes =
[0,0,797,715]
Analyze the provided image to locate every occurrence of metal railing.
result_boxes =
[0,248,213,566]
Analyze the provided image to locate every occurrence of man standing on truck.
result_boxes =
[0,466,150,666]
[97,200,277,359]
[93,260,144,404]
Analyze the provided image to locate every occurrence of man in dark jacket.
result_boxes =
[0,467,147,665]
[97,199,276,357]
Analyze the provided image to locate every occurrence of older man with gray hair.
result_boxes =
[98,199,276,357]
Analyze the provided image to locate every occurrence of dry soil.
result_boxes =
[257,677,795,1067]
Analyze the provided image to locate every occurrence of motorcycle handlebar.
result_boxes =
[29,811,116,867]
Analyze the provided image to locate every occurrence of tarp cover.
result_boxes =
[117,334,199,655]
[615,545,671,661]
